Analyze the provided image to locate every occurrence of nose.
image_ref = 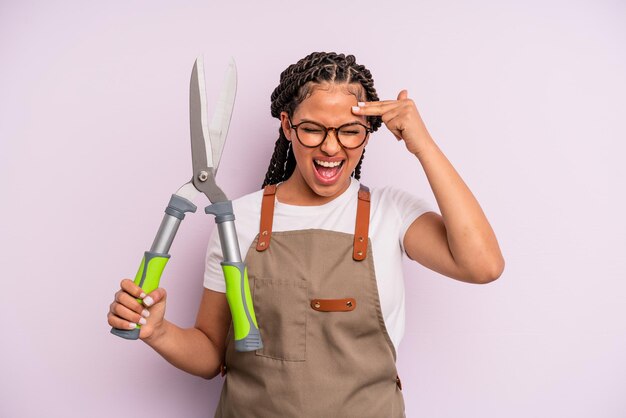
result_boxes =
[321,128,342,155]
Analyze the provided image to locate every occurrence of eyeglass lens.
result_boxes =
[295,122,368,148]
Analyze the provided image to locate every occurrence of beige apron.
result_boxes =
[215,184,405,418]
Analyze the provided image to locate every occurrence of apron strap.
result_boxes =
[256,183,371,259]
[256,184,277,252]
[353,184,370,261]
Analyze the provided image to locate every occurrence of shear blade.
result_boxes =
[190,57,211,178]
[209,57,237,172]
[189,56,237,179]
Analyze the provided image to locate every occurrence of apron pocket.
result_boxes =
[253,277,307,362]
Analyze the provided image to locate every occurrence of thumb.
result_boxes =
[397,89,408,100]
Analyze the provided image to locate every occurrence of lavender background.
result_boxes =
[1,1,625,417]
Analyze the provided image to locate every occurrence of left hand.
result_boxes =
[352,90,433,156]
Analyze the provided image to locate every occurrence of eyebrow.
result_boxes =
[298,118,365,126]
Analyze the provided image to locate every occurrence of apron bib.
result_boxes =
[215,184,405,418]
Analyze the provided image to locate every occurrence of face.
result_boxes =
[280,83,369,203]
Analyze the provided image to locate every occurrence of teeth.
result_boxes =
[315,160,342,168]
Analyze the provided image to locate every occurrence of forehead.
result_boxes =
[293,83,366,124]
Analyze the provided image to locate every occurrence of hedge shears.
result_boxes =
[110,57,263,352]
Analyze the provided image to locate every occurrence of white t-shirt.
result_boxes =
[204,178,434,351]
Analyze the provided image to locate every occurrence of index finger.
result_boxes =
[120,278,147,299]
[352,101,399,116]
[359,99,400,106]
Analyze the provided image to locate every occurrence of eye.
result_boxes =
[299,122,325,134]
[339,125,365,136]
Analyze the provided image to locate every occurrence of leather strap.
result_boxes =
[310,298,356,312]
[353,185,370,261]
[256,184,277,251]
[256,183,371,259]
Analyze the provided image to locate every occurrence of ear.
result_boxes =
[280,111,292,141]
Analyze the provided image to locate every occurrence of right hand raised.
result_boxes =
[107,279,167,341]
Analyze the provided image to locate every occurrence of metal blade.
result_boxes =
[209,57,237,173]
[189,57,211,178]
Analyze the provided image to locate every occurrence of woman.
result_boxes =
[108,52,504,417]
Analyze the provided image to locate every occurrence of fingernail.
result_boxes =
[141,309,150,318]
[139,292,146,299]
[143,296,154,307]
[128,322,137,329]
[139,317,147,326]
[358,102,365,107]
[352,106,360,112]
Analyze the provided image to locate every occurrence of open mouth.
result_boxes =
[313,159,344,183]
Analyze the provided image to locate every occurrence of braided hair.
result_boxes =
[262,52,382,188]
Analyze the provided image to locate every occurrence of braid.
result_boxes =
[353,150,365,180]
[263,52,381,187]
[262,128,294,188]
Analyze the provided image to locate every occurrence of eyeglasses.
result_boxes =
[288,118,372,149]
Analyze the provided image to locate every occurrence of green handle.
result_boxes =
[110,251,170,340]
[223,262,263,351]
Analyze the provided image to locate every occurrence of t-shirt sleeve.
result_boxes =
[203,228,226,293]
[386,187,436,254]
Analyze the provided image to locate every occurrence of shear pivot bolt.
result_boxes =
[198,171,209,182]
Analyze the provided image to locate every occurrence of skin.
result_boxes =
[276,82,369,205]
[353,90,505,283]
[107,82,505,379]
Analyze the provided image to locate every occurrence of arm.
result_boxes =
[403,142,504,284]
[354,91,504,284]
[143,288,231,378]
[108,282,231,378]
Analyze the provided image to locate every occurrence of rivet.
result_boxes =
[262,230,268,236]
[314,301,321,309]
[259,242,266,247]
[198,171,209,182]
[346,301,353,307]
[358,236,364,242]
[357,251,363,256]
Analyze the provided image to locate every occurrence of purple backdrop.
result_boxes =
[1,1,625,417]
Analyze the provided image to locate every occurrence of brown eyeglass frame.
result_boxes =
[288,118,372,149]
